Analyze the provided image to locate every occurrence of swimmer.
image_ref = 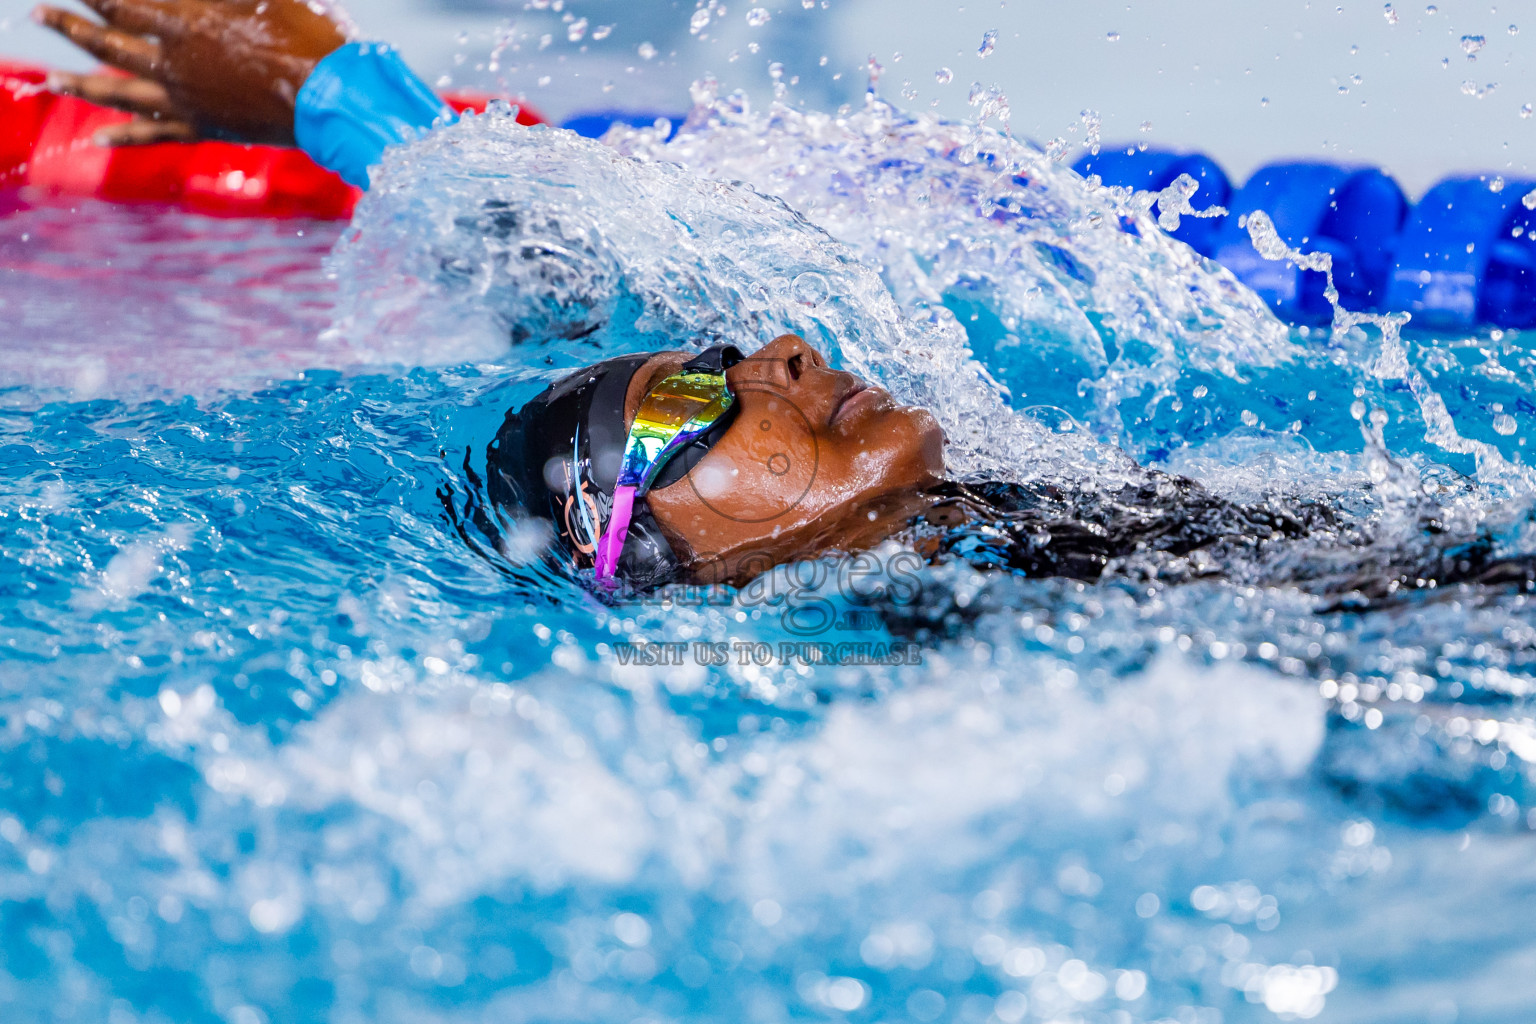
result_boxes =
[37,0,1536,601]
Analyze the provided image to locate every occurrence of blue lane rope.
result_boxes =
[1076,147,1536,329]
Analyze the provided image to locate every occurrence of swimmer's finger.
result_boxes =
[31,6,163,79]
[46,71,179,119]
[92,116,197,146]
[77,0,188,39]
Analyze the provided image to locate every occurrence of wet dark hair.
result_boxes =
[477,346,742,589]
[882,474,1536,640]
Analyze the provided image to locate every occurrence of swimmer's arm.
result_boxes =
[33,0,452,188]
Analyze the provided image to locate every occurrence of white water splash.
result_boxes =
[1243,209,1533,493]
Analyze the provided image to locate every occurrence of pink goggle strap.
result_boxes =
[593,484,637,582]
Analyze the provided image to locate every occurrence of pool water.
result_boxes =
[3,95,1536,1024]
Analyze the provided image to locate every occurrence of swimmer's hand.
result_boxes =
[32,0,348,146]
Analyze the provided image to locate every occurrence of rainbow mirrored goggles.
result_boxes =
[594,345,743,582]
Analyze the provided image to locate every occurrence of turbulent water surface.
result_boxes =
[3,96,1536,1024]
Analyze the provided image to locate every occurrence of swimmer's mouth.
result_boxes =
[829,380,874,426]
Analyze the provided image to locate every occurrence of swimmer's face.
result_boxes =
[634,334,945,583]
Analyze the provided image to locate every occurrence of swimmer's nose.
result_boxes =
[728,333,827,390]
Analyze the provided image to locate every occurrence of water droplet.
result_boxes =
[1461,34,1486,59]
[1351,73,1363,84]
[935,67,954,85]
[792,271,830,306]
[1106,31,1121,42]
[977,29,998,58]
[690,9,711,33]
[1522,102,1534,118]
[592,24,613,41]
[567,17,588,42]
[690,75,719,106]
[1425,4,1438,14]
[746,7,771,27]
[1383,3,1399,24]
[638,41,658,60]
[1260,96,1270,107]
[1509,24,1520,36]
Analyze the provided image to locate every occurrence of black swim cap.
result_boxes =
[486,346,742,588]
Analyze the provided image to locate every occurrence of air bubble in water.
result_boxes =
[978,29,998,58]
[1510,24,1520,36]
[1138,120,1153,132]
[1494,413,1518,436]
[1383,3,1398,24]
[1261,96,1269,106]
[1461,35,1486,59]
[1106,31,1121,42]
[592,24,613,40]
[936,67,954,84]
[690,9,711,33]
[1491,176,1506,192]
[567,18,588,42]
[1523,188,1536,210]
[747,7,771,27]
[1425,4,1438,13]
[638,41,658,59]
[1523,103,1534,118]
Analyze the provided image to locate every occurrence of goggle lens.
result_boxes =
[593,346,741,581]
